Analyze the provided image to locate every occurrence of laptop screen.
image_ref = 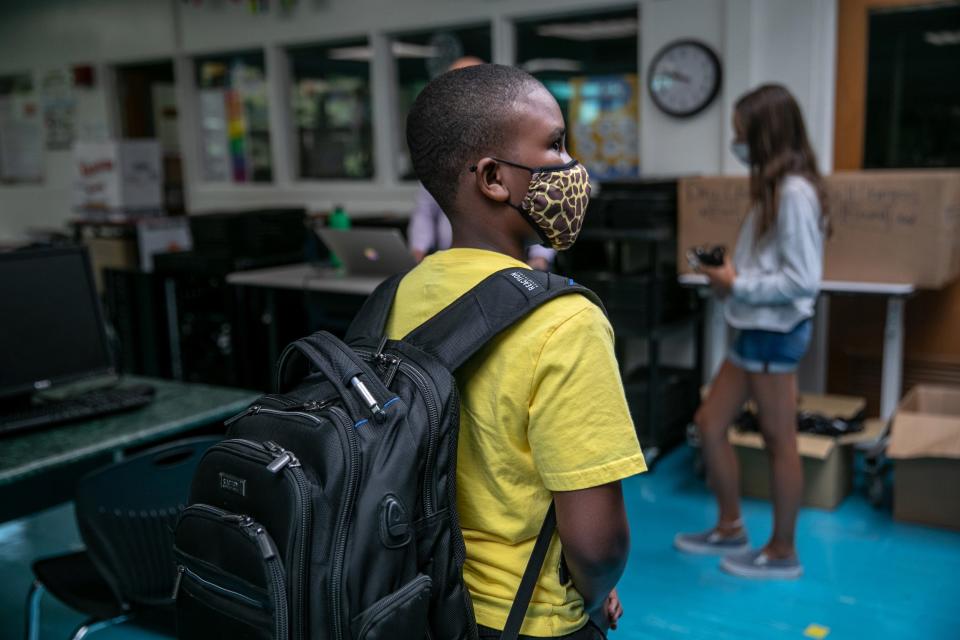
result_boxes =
[0,246,114,399]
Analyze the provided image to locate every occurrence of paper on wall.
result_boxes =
[0,94,43,182]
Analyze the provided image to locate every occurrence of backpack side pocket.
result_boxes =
[174,505,288,640]
[350,574,432,640]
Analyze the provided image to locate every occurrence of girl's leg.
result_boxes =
[748,371,802,557]
[695,360,751,533]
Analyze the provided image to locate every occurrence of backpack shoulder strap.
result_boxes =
[403,268,604,372]
[500,502,557,640]
[343,272,407,345]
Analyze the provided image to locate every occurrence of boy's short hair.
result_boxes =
[406,64,542,215]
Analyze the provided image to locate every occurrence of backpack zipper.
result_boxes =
[264,394,340,413]
[181,502,248,522]
[224,402,336,428]
[328,405,360,640]
[240,518,289,640]
[172,564,184,599]
[356,348,440,516]
[296,397,338,412]
[260,439,309,640]
[258,406,324,424]
[374,351,401,387]
[259,393,300,408]
[359,349,476,636]
[213,440,312,640]
[224,404,259,427]
[397,361,440,515]
[263,440,301,474]
[174,564,264,608]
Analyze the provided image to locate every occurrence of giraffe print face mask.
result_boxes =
[471,157,592,251]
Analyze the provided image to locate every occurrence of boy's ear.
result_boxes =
[472,157,511,204]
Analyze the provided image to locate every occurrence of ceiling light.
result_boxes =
[521,58,584,74]
[327,46,372,61]
[390,42,439,58]
[326,42,439,61]
[924,30,960,46]
[536,19,638,41]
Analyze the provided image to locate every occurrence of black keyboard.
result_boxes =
[0,384,156,436]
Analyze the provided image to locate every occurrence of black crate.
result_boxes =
[103,268,172,378]
[623,367,699,452]
[591,179,678,230]
[572,273,696,335]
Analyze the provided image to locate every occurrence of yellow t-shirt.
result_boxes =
[386,248,646,637]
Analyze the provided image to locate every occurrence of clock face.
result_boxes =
[648,40,721,118]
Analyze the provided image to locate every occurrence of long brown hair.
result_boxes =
[734,84,828,240]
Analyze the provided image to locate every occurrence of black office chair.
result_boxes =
[25,436,220,640]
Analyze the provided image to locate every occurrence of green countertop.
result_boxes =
[0,376,259,486]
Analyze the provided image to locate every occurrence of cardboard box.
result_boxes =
[729,394,879,510]
[85,236,138,294]
[74,140,164,213]
[136,217,193,272]
[888,385,960,530]
[678,170,960,288]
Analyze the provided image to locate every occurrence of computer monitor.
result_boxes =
[0,246,114,400]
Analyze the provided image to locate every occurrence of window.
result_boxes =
[864,3,960,168]
[288,40,374,180]
[516,8,640,180]
[116,62,176,142]
[195,50,272,183]
[393,24,492,179]
[115,61,184,212]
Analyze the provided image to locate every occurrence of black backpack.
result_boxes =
[173,267,602,640]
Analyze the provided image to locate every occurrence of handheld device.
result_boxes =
[686,245,726,270]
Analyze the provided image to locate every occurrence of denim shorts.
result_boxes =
[729,319,812,374]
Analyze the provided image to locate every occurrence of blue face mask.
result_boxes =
[731,142,750,167]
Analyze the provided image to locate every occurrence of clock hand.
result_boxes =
[661,69,692,83]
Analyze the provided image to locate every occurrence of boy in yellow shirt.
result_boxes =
[389,64,646,639]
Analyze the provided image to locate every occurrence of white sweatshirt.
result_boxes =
[725,175,825,332]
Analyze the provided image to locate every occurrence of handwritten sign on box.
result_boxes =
[678,171,960,289]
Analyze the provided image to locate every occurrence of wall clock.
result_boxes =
[647,40,722,118]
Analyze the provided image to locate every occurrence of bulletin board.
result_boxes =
[568,74,640,180]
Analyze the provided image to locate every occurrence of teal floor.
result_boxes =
[2,446,958,639]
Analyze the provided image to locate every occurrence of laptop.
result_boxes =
[0,246,155,436]
[316,227,416,277]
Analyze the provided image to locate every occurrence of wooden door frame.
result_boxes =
[830,0,960,412]
[833,0,957,170]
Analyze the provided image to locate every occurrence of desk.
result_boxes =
[679,274,916,420]
[226,263,386,296]
[228,264,386,373]
[0,376,258,522]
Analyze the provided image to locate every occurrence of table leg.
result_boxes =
[703,294,726,384]
[266,289,279,378]
[164,278,183,381]
[880,296,906,421]
[799,295,830,394]
[646,241,661,463]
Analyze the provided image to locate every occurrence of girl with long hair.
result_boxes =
[674,84,827,579]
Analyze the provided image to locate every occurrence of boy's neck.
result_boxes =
[450,225,526,262]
